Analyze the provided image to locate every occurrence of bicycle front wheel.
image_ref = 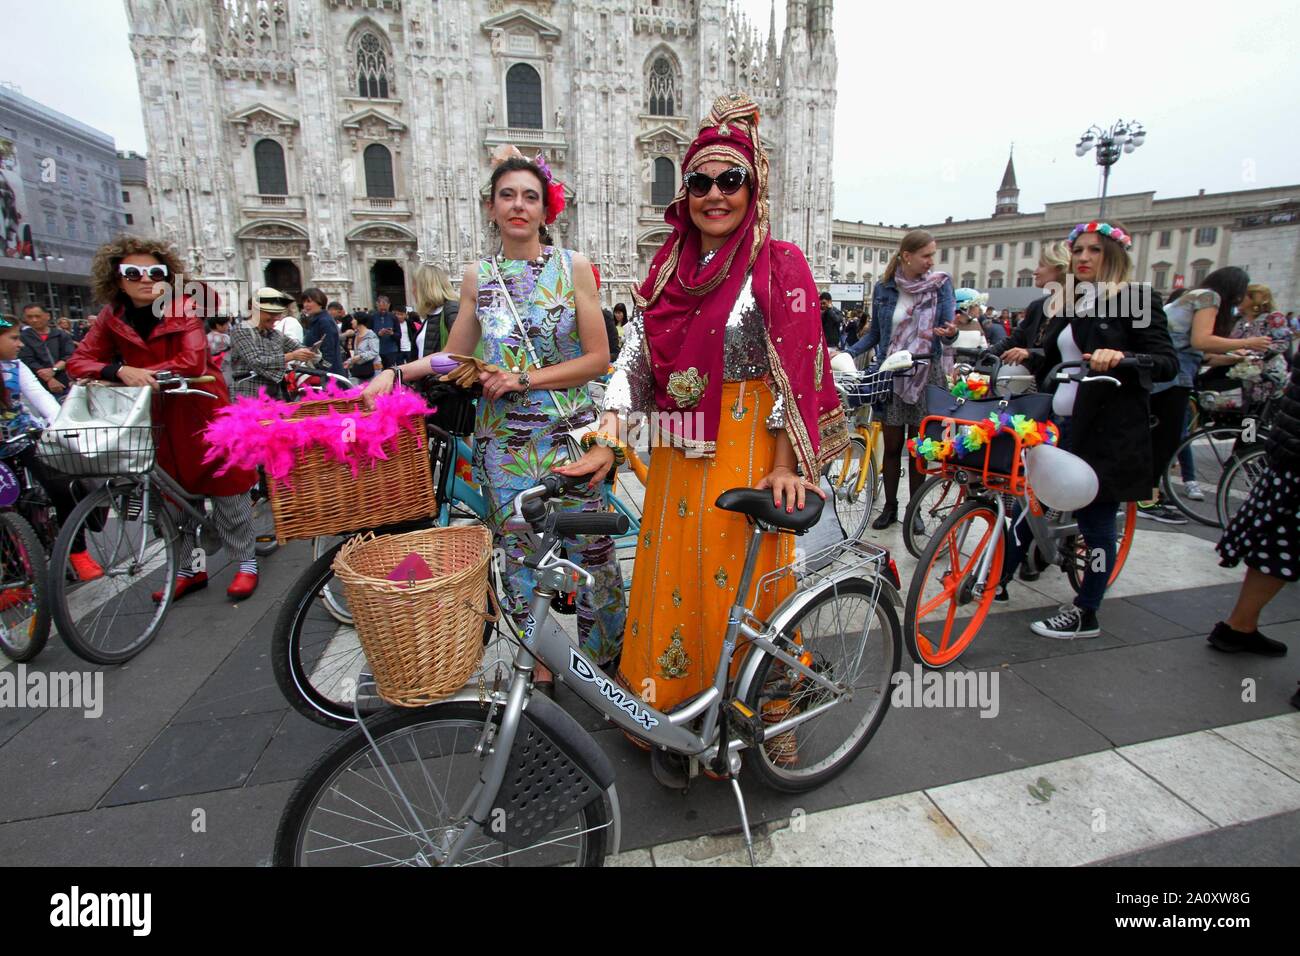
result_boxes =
[823,436,873,541]
[49,482,178,665]
[904,499,1004,669]
[274,702,608,867]
[1162,426,1260,527]
[0,511,51,663]
[903,474,966,559]
[1216,448,1269,529]
[743,577,900,792]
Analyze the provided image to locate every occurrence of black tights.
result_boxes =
[881,424,924,509]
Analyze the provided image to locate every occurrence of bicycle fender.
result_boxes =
[521,690,617,791]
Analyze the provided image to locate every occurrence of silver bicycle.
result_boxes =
[275,473,902,867]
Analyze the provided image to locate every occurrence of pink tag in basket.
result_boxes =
[388,552,434,588]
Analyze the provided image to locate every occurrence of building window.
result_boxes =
[651,157,674,206]
[1023,241,1032,255]
[1152,266,1168,290]
[961,272,976,287]
[1192,260,1212,285]
[847,247,855,261]
[862,248,871,262]
[988,271,1004,288]
[646,55,678,116]
[44,212,56,232]
[940,249,949,263]
[122,190,130,203]
[1016,270,1033,287]
[1195,226,1218,246]
[354,31,393,98]
[966,246,974,261]
[1158,230,1171,248]
[832,245,840,258]
[79,177,88,194]
[506,63,543,129]
[363,143,395,198]
[993,243,1003,258]
[125,213,135,225]
[254,139,289,195]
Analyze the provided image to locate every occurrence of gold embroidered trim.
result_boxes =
[657,626,691,679]
[677,497,689,517]
[814,343,824,389]
[666,367,709,408]
[672,587,682,607]
[714,567,728,589]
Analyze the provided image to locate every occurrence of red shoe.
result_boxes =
[152,572,209,604]
[70,551,105,582]
[226,571,258,600]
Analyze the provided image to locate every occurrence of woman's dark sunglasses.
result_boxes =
[118,264,169,282]
[684,167,749,198]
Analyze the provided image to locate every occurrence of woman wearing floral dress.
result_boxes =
[364,152,625,675]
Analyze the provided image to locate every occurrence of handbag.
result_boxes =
[36,383,156,477]
[921,385,1053,475]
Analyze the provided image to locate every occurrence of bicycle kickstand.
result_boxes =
[715,707,757,867]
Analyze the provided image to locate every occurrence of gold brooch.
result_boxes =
[672,587,682,607]
[714,567,728,589]
[666,367,709,409]
[677,497,689,517]
[657,626,691,679]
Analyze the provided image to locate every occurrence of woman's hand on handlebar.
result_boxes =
[552,445,616,488]
[360,367,399,410]
[1002,347,1030,364]
[1082,349,1125,372]
[118,366,158,390]
[756,465,825,514]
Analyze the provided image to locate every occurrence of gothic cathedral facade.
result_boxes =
[124,0,836,309]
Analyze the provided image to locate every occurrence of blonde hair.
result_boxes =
[1040,240,1071,280]
[882,229,935,285]
[1244,283,1275,318]
[414,263,456,314]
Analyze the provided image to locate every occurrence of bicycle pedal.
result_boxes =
[727,699,766,749]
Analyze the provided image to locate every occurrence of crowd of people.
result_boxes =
[0,91,1296,743]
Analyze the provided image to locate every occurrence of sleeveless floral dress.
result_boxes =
[473,246,626,663]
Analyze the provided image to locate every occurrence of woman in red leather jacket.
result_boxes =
[68,236,261,601]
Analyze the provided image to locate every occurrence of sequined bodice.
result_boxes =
[722,273,770,381]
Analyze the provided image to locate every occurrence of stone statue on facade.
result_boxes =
[484,97,495,125]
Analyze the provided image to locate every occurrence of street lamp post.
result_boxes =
[1075,120,1146,219]
[23,250,65,314]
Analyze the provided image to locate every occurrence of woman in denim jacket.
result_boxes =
[843,230,956,529]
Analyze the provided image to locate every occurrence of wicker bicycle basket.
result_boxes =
[267,395,437,543]
[332,526,497,707]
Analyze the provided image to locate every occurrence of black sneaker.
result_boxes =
[1030,604,1100,640]
[994,583,1010,603]
[1018,566,1041,582]
[1207,621,1288,657]
[1136,502,1188,525]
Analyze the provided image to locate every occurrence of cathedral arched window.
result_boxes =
[651,157,675,206]
[351,28,394,99]
[364,144,395,198]
[647,56,677,116]
[254,139,288,195]
[506,64,543,129]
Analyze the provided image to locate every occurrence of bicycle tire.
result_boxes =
[0,511,51,663]
[904,498,1004,669]
[902,475,966,560]
[1216,448,1269,529]
[273,702,607,867]
[743,577,900,792]
[49,483,178,665]
[1161,426,1266,527]
[1065,502,1138,594]
[311,534,351,625]
[824,435,873,541]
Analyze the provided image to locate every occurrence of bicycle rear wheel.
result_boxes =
[1065,502,1137,594]
[903,474,966,559]
[743,577,900,792]
[251,488,278,557]
[0,512,51,663]
[273,702,608,867]
[823,436,874,541]
[904,499,1004,669]
[1162,426,1261,527]
[1216,448,1268,529]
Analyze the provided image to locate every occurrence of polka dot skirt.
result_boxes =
[1217,460,1299,582]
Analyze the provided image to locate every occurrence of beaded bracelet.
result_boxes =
[580,431,627,467]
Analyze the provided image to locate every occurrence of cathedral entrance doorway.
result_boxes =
[263,259,302,297]
[370,259,406,311]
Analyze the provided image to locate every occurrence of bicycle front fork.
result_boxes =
[970,494,1007,597]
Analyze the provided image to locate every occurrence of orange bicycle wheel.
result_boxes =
[904,499,1005,669]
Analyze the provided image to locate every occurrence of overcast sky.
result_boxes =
[6,0,1298,227]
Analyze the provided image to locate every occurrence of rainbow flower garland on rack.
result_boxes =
[909,410,1061,464]
[950,373,990,400]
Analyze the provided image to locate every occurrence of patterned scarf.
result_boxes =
[888,269,951,404]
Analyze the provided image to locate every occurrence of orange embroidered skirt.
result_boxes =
[617,380,796,712]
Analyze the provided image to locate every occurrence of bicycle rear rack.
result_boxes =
[757,537,889,598]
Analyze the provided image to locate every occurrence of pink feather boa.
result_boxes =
[202,381,436,489]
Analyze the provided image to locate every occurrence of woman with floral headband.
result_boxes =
[997,221,1178,638]
[363,147,624,684]
[556,94,848,780]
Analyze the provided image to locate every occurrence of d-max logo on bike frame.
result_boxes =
[568,647,659,731]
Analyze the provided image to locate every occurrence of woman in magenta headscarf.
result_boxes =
[558,94,848,766]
